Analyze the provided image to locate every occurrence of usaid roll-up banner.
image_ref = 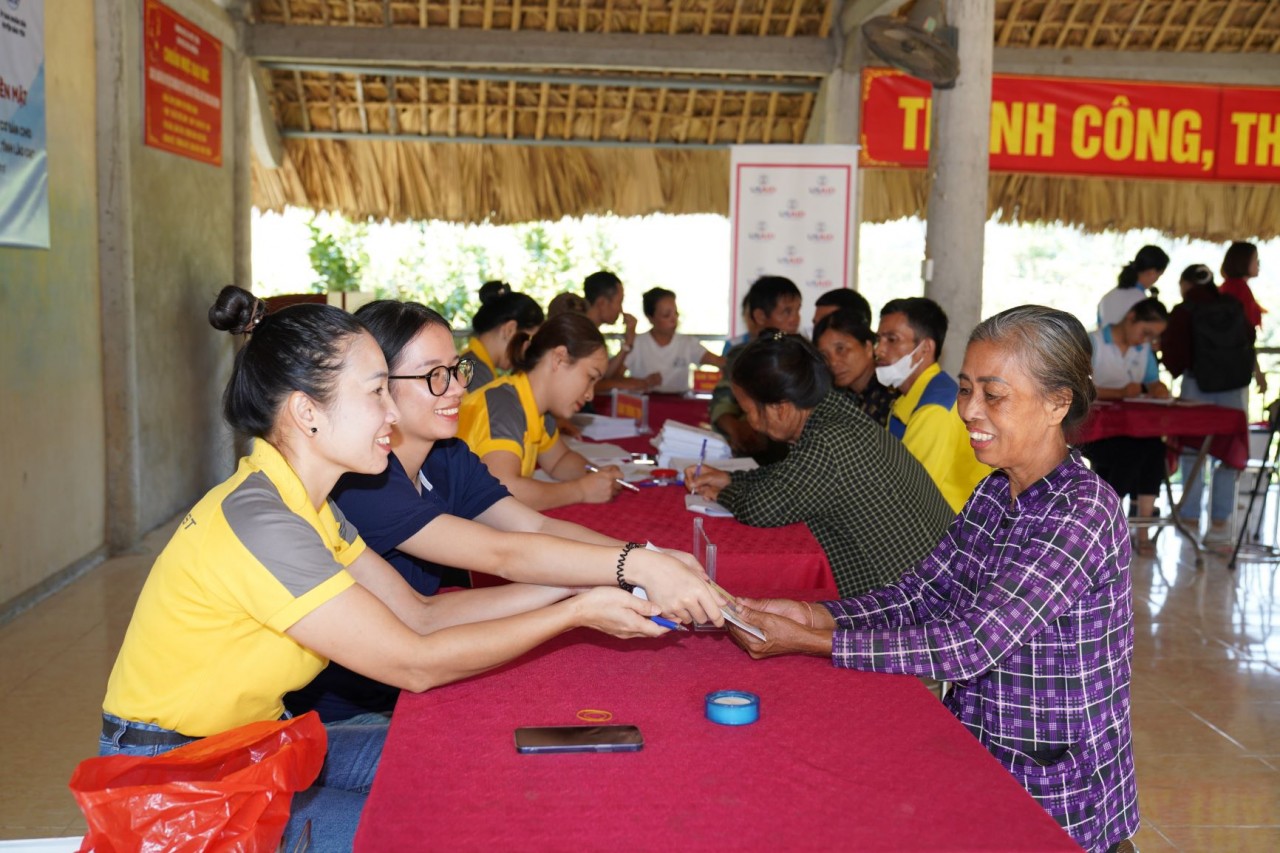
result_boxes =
[728,145,859,339]
[0,0,48,249]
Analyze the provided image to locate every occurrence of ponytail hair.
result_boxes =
[511,311,606,373]
[209,285,367,438]
[1118,245,1170,289]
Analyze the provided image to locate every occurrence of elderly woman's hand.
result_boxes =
[684,464,730,500]
[726,604,834,659]
[736,596,836,630]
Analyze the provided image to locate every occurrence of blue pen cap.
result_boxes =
[705,690,760,726]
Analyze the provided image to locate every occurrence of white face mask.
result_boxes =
[875,342,924,389]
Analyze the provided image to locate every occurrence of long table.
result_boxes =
[355,630,1079,851]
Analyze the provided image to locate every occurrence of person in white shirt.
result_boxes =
[625,288,726,394]
[1096,245,1169,327]
[1082,297,1171,555]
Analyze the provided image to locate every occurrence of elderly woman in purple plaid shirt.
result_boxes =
[730,305,1138,853]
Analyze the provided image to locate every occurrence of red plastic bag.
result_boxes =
[69,713,327,853]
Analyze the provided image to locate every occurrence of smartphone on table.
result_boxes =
[514,725,643,754]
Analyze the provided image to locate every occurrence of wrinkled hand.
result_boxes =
[726,605,832,659]
[734,596,833,629]
[571,587,667,638]
[579,467,623,503]
[683,464,730,501]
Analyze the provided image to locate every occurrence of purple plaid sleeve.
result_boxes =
[823,452,1138,852]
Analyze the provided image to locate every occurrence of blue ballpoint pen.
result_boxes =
[650,615,688,631]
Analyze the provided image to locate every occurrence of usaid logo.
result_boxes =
[809,175,837,196]
[807,269,834,289]
[807,221,835,243]
[778,199,806,220]
[749,174,777,195]
[747,220,776,241]
[777,246,805,267]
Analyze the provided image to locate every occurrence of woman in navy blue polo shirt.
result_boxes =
[287,300,723,722]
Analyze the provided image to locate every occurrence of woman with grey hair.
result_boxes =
[724,306,1138,852]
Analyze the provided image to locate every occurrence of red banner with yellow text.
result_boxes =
[860,68,1280,184]
[143,0,222,166]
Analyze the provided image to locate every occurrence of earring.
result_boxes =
[309,427,317,435]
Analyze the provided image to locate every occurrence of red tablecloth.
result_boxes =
[356,631,1078,852]
[1076,401,1249,469]
[546,484,839,598]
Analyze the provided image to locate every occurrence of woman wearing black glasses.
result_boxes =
[284,300,724,724]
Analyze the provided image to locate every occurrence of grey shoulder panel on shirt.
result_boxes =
[327,498,360,545]
[484,383,528,443]
[222,471,346,597]
[469,359,495,390]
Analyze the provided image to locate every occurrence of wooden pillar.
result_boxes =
[924,0,995,376]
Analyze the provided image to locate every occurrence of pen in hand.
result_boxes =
[584,463,641,492]
[689,438,707,493]
[650,615,688,632]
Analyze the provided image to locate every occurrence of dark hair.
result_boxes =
[354,300,451,373]
[1221,242,1258,279]
[209,285,367,438]
[478,280,511,303]
[512,311,606,373]
[642,287,676,319]
[1180,263,1214,290]
[1118,245,1170,289]
[744,275,802,322]
[880,296,949,357]
[813,308,876,347]
[814,289,872,328]
[968,305,1096,438]
[547,292,589,317]
[730,331,832,410]
[472,292,545,335]
[1124,297,1169,324]
[583,271,622,305]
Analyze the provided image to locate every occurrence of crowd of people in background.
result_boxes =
[94,238,1268,853]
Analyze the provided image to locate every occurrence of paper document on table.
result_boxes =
[564,439,633,467]
[685,493,734,517]
[571,414,640,440]
[637,545,765,640]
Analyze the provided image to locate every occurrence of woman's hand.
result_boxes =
[684,464,730,500]
[627,549,726,627]
[726,605,834,659]
[1147,381,1171,400]
[569,587,668,639]
[579,467,623,503]
[1121,381,1143,398]
[734,596,835,630]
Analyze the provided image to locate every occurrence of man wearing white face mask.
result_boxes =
[875,298,992,512]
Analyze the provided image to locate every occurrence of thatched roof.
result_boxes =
[248,1,1280,239]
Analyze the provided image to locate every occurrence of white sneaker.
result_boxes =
[1203,526,1234,546]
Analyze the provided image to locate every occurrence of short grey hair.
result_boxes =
[968,305,1096,438]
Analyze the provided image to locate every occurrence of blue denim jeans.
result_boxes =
[99,711,388,852]
[1178,375,1248,523]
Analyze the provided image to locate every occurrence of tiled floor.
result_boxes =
[1,511,1278,850]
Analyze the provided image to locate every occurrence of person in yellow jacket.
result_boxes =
[874,297,992,512]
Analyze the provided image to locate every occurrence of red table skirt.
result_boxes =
[356,631,1078,852]
[1076,401,1250,470]
[545,484,839,598]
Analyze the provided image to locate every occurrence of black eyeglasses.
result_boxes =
[389,357,476,396]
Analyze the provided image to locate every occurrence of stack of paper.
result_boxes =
[684,493,734,518]
[654,421,731,468]
[571,413,639,440]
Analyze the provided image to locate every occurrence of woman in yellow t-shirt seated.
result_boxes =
[458,312,626,510]
[460,283,544,390]
[99,287,695,852]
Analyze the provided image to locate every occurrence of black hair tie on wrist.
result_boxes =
[616,542,641,592]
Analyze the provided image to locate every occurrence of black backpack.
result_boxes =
[1189,294,1254,392]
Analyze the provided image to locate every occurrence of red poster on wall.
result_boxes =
[860,68,1280,184]
[143,0,222,166]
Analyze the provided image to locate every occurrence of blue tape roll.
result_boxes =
[705,690,760,726]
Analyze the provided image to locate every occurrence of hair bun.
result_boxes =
[208,285,265,335]
[478,280,511,305]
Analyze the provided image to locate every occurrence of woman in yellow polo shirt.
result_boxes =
[99,286,677,852]
[460,283,544,390]
[459,312,625,510]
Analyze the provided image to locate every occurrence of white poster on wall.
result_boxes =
[728,145,858,338]
[0,0,48,249]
